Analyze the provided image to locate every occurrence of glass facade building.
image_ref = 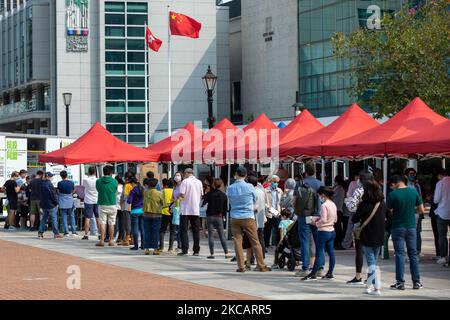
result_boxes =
[104,1,148,144]
[298,0,405,117]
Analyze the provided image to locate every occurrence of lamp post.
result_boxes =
[62,93,72,137]
[202,65,218,129]
[291,91,305,117]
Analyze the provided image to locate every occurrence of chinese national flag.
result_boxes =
[146,27,163,52]
[169,11,202,39]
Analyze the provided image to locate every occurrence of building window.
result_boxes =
[105,26,125,37]
[105,2,125,13]
[105,2,148,144]
[127,3,147,13]
[105,14,125,25]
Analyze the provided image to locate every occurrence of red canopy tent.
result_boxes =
[230,114,279,163]
[280,104,380,159]
[200,118,238,164]
[147,122,203,163]
[279,110,324,145]
[386,120,450,157]
[39,122,159,165]
[324,98,449,158]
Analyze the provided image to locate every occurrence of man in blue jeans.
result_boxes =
[38,172,63,239]
[387,175,425,290]
[294,162,324,278]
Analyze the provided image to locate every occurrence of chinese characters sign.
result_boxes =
[66,0,89,52]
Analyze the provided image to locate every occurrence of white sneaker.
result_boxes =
[8,226,16,231]
[436,257,447,265]
[368,289,381,296]
[317,268,326,278]
[295,270,309,277]
[271,264,280,270]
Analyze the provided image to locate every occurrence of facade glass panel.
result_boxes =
[298,0,405,117]
[105,2,148,144]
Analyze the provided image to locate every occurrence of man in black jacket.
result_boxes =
[38,172,63,239]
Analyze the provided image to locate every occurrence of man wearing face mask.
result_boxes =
[263,175,283,248]
[405,168,424,259]
[38,172,63,239]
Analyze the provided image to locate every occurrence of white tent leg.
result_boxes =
[321,159,326,185]
[383,156,388,196]
[442,158,446,169]
[227,164,232,240]
[291,162,295,179]
[332,161,338,181]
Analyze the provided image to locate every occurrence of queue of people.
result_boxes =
[1,163,449,295]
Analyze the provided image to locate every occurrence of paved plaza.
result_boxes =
[0,219,449,300]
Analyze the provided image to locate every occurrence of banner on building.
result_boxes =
[46,138,82,187]
[66,0,89,52]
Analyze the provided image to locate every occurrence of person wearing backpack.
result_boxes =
[293,162,324,278]
[352,180,387,296]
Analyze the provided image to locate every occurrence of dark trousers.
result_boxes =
[143,216,161,249]
[355,240,364,274]
[160,214,177,251]
[430,211,441,257]
[334,211,347,247]
[206,216,228,255]
[264,217,280,247]
[258,228,266,259]
[120,210,131,237]
[437,216,450,259]
[180,215,200,254]
[416,217,423,253]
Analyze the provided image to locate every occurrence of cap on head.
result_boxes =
[272,175,280,182]
[46,172,55,178]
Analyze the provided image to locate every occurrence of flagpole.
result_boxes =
[167,5,172,137]
[144,22,149,148]
[167,5,173,178]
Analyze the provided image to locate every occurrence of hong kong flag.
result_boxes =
[146,27,163,52]
[169,11,202,39]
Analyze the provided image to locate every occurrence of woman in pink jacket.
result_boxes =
[302,187,338,281]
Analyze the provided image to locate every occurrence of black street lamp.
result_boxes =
[62,92,72,137]
[292,91,305,117]
[202,65,218,129]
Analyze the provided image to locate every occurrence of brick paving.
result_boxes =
[0,239,258,300]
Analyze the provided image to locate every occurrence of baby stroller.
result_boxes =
[277,220,302,271]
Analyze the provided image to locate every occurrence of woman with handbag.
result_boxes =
[352,180,387,296]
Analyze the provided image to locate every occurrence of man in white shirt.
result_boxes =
[176,168,204,256]
[82,167,100,240]
[434,168,450,265]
